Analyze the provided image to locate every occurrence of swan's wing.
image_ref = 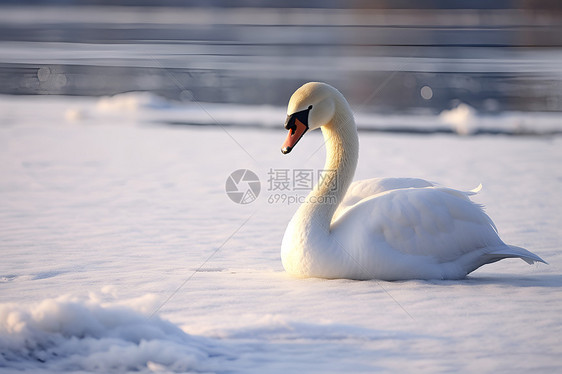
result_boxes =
[334,177,434,221]
[332,186,502,264]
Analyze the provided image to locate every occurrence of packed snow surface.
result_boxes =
[1,93,561,373]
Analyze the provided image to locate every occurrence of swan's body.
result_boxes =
[280,82,545,280]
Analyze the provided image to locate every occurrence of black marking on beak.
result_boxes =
[281,146,292,154]
[284,105,312,132]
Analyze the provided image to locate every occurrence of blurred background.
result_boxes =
[0,0,561,113]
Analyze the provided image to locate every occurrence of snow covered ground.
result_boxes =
[1,93,561,373]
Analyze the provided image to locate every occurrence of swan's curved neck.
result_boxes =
[300,99,358,231]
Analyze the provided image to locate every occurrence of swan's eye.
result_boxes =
[308,105,313,110]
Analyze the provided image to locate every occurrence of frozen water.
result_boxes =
[0,93,561,373]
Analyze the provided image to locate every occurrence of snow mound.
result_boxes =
[438,102,562,135]
[97,92,172,112]
[0,295,226,373]
[440,103,478,135]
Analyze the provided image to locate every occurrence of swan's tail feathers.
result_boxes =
[487,245,548,265]
[467,183,483,195]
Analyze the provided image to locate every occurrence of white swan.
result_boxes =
[280,82,546,280]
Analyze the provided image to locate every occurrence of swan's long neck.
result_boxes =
[299,98,359,231]
[282,88,359,278]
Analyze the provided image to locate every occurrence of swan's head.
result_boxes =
[281,82,337,154]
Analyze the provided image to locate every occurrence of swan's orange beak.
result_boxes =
[281,118,308,154]
[281,106,311,154]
